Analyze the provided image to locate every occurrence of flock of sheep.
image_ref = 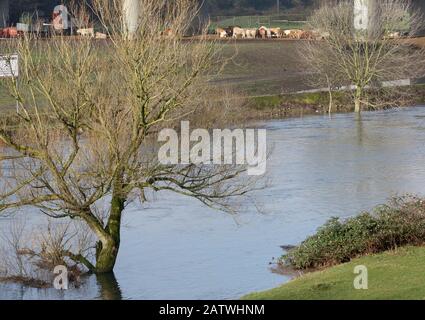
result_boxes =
[214,26,406,40]
[215,26,321,40]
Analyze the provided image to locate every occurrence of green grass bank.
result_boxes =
[243,246,425,300]
[244,196,425,300]
[246,84,425,119]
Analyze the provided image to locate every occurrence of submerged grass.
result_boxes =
[247,84,425,118]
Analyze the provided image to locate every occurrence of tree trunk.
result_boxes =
[354,98,361,113]
[326,74,333,115]
[354,87,362,113]
[328,87,333,115]
[95,186,125,273]
[95,237,120,273]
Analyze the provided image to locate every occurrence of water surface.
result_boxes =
[1,106,425,300]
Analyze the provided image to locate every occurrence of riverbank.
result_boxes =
[243,83,425,120]
[243,195,425,300]
[2,84,425,133]
[243,245,425,300]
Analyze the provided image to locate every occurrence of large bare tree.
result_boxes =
[301,0,425,113]
[0,0,257,273]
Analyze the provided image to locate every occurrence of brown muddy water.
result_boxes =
[1,106,425,300]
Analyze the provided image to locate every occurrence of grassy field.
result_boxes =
[210,14,307,32]
[211,18,305,31]
[2,39,423,104]
[0,86,15,111]
[243,246,425,300]
[215,40,310,95]
[2,39,424,118]
[216,38,425,95]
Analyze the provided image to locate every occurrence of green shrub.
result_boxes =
[281,196,425,270]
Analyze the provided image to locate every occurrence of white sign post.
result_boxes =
[0,54,18,78]
[0,54,19,111]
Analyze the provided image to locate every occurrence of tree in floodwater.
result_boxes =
[301,0,425,113]
[0,0,260,273]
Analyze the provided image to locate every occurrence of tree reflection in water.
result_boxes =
[96,273,122,300]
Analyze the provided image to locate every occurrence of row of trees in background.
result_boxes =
[9,0,58,23]
[202,0,317,16]
[10,0,316,21]
[6,0,315,26]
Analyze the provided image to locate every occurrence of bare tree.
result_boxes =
[301,0,425,113]
[0,0,259,273]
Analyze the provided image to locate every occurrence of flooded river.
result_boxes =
[2,106,425,300]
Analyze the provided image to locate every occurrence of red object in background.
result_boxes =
[0,27,19,38]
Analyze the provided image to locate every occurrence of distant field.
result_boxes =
[213,37,425,95]
[0,41,311,111]
[5,37,423,110]
[0,86,14,111]
[214,40,311,95]
[210,15,307,31]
